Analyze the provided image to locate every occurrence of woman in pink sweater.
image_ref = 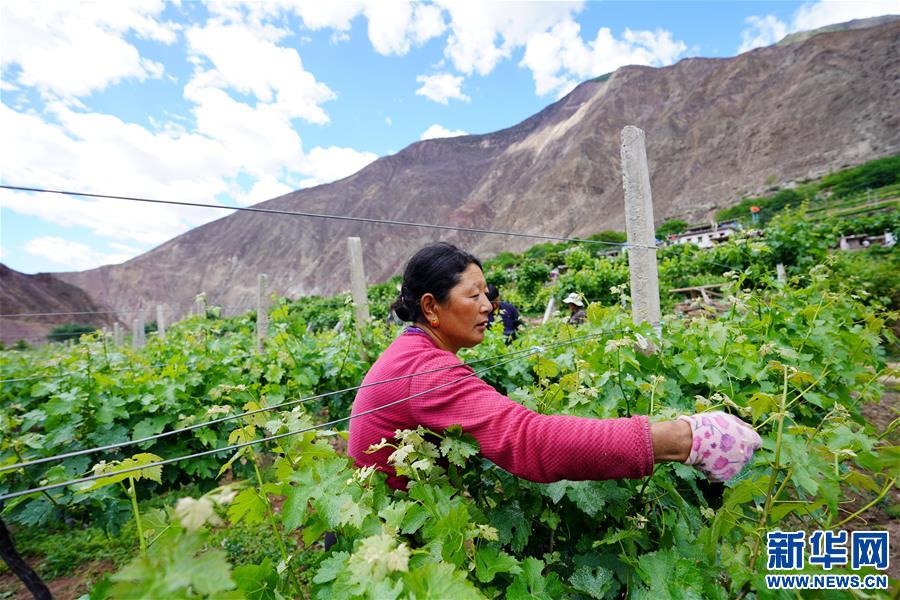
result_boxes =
[348,243,760,490]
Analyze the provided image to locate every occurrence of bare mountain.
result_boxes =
[55,20,900,320]
[0,264,116,345]
[778,15,900,46]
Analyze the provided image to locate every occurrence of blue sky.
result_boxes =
[2,0,898,274]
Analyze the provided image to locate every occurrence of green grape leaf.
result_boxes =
[227,488,267,525]
[634,549,704,600]
[12,497,58,527]
[507,557,565,600]
[77,453,163,492]
[403,562,483,600]
[541,480,570,504]
[194,427,219,447]
[565,481,607,518]
[378,499,415,532]
[233,558,279,600]
[569,565,616,599]
[312,551,350,584]
[489,502,530,552]
[96,395,129,425]
[132,415,170,441]
[439,426,480,467]
[400,503,430,535]
[534,358,559,379]
[475,546,521,583]
[187,550,238,596]
[282,484,309,533]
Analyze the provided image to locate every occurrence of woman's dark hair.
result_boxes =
[485,284,499,302]
[391,242,482,323]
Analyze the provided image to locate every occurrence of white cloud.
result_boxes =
[738,15,791,52]
[366,1,446,55]
[438,1,584,75]
[185,22,335,124]
[793,0,900,31]
[0,0,177,98]
[272,1,364,31]
[298,146,379,188]
[1,5,383,268]
[0,102,231,247]
[521,20,687,96]
[206,2,688,101]
[108,242,144,254]
[415,73,470,104]
[411,3,447,44]
[231,175,294,206]
[0,246,6,259]
[228,1,445,56]
[385,116,393,125]
[739,1,900,53]
[420,124,468,140]
[24,236,134,271]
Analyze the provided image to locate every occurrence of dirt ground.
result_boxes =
[842,389,899,582]
[0,559,114,600]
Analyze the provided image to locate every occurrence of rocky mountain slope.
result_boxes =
[51,19,900,320]
[0,265,115,345]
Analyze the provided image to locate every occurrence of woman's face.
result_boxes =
[423,263,493,353]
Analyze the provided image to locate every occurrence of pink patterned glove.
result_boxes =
[677,412,762,482]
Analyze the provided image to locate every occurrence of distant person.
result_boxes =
[387,284,405,326]
[485,284,522,341]
[348,242,762,492]
[564,292,587,325]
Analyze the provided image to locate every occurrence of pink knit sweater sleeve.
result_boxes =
[409,353,655,483]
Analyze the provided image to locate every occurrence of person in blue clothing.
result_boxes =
[485,284,523,341]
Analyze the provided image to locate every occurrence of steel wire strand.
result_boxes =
[1,331,608,473]
[0,185,660,251]
[0,345,549,502]
[1,349,258,385]
[0,300,349,319]
[0,309,145,318]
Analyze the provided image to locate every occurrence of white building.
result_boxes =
[669,221,741,249]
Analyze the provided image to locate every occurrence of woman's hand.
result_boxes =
[677,412,762,482]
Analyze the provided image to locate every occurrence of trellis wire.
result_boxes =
[0,184,660,250]
[1,331,607,473]
[0,345,549,501]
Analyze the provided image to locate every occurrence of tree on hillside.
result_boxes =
[48,323,97,343]
[587,230,627,244]
[656,219,689,238]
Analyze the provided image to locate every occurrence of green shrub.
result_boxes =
[655,219,689,238]
[483,251,519,270]
[821,154,900,198]
[516,262,551,298]
[587,230,626,244]
[48,322,97,343]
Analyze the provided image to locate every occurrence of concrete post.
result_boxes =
[156,305,166,341]
[541,296,556,325]
[256,274,268,354]
[347,237,371,332]
[132,310,145,349]
[776,263,786,283]
[113,322,122,346]
[195,293,206,319]
[620,126,661,329]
